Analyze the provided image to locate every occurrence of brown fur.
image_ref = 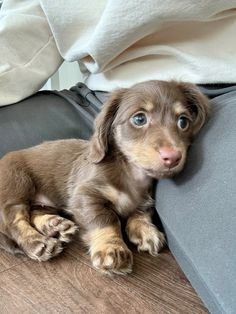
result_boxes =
[0,80,209,275]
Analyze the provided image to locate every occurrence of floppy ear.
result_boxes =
[89,88,126,163]
[178,82,210,135]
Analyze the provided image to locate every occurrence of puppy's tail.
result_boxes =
[0,232,24,255]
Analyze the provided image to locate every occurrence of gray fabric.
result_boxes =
[0,90,95,157]
[198,83,236,99]
[155,91,236,314]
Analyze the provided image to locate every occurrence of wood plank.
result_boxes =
[0,249,26,273]
[68,237,209,314]
[0,252,161,314]
[0,235,208,314]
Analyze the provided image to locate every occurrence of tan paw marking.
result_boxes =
[23,235,63,262]
[91,242,133,275]
[84,226,133,275]
[127,222,165,256]
[33,214,78,243]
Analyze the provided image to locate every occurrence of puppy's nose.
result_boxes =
[159,147,182,168]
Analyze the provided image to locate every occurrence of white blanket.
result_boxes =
[1,0,236,105]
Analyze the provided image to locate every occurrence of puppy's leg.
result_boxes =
[0,232,24,255]
[126,210,165,256]
[83,224,133,275]
[71,186,133,275]
[30,206,77,243]
[0,162,62,261]
[2,204,63,261]
[0,214,23,255]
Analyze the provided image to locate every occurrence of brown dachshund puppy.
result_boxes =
[0,80,209,275]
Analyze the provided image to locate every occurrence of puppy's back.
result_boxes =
[0,139,90,206]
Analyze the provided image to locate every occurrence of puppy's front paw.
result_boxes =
[91,242,133,275]
[23,235,63,262]
[127,222,165,256]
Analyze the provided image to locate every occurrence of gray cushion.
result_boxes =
[0,91,94,157]
[156,91,236,314]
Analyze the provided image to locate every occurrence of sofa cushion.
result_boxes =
[156,91,236,314]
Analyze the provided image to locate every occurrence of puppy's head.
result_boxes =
[89,80,210,178]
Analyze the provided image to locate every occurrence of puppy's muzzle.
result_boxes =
[159,146,182,169]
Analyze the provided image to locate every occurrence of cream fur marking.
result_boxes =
[83,226,133,275]
[126,214,165,256]
[145,101,154,111]
[173,102,186,115]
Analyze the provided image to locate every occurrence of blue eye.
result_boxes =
[132,113,147,126]
[177,116,190,131]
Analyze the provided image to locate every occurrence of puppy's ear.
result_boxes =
[178,82,210,135]
[89,89,126,163]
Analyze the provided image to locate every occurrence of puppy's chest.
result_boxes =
[102,185,151,216]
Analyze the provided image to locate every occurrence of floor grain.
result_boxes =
[0,236,208,314]
[0,250,26,273]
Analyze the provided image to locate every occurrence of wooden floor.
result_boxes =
[0,235,208,314]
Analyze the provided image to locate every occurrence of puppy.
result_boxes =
[0,80,209,275]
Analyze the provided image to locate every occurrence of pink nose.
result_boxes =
[159,147,182,168]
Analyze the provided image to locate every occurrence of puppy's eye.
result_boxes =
[177,116,190,131]
[132,112,147,127]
